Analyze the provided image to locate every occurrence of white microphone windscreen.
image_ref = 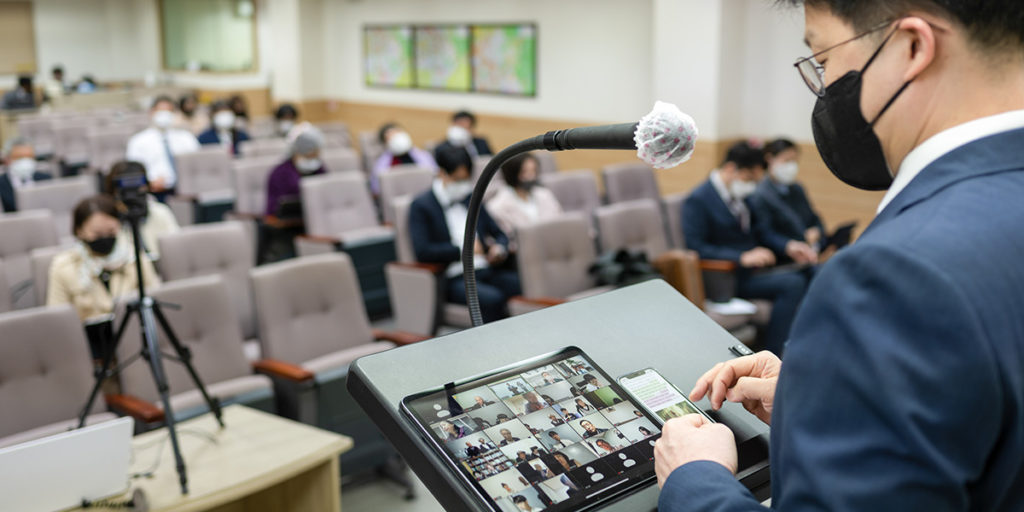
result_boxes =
[634,101,698,169]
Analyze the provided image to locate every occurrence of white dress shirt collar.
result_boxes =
[709,169,731,205]
[878,109,1024,213]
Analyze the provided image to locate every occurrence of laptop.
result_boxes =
[0,417,134,512]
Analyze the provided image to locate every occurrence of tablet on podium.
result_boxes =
[348,280,771,511]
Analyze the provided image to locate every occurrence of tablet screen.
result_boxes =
[403,348,662,511]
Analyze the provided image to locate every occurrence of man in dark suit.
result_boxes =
[1,138,52,212]
[749,139,826,251]
[657,2,1024,511]
[683,141,817,354]
[197,100,251,156]
[435,110,494,160]
[409,144,520,323]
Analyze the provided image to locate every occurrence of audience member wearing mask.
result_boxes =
[125,95,201,201]
[274,104,299,138]
[265,127,326,216]
[682,141,812,355]
[176,93,208,135]
[197,100,251,156]
[409,145,520,323]
[103,161,180,261]
[749,138,826,250]
[76,75,98,94]
[47,195,161,322]
[435,110,494,159]
[1,76,37,110]
[0,137,51,212]
[228,95,250,130]
[372,122,437,194]
[486,153,562,249]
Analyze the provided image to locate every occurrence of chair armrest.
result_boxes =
[294,234,340,257]
[225,211,263,222]
[372,328,430,346]
[388,261,446,274]
[700,259,738,273]
[105,394,165,424]
[265,215,306,229]
[253,358,315,382]
[510,296,567,308]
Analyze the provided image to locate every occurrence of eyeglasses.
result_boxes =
[794,20,896,97]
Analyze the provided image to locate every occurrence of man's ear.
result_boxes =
[898,16,938,83]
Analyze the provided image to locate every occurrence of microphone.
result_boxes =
[461,101,699,327]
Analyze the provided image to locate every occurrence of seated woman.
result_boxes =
[47,195,161,323]
[750,138,826,250]
[197,100,251,156]
[104,161,180,261]
[486,153,563,248]
[265,128,326,217]
[371,122,436,194]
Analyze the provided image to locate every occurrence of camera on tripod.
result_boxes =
[109,161,150,221]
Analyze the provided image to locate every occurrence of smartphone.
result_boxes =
[617,368,714,425]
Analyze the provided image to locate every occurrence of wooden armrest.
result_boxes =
[253,358,315,382]
[387,261,447,274]
[265,215,307,229]
[510,296,567,307]
[105,394,165,424]
[700,259,738,273]
[372,328,430,346]
[294,233,339,244]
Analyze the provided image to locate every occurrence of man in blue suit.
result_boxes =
[656,1,1024,511]
[1,138,52,212]
[409,144,520,323]
[683,141,818,355]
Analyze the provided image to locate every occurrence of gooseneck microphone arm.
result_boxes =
[461,123,639,327]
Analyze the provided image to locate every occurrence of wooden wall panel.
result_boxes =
[0,2,37,75]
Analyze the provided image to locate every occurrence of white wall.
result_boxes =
[322,0,655,124]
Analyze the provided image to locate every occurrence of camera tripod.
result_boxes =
[77,212,224,495]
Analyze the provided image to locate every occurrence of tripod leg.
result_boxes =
[139,302,189,495]
[151,302,225,428]
[78,305,135,428]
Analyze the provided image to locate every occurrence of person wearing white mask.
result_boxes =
[197,100,251,156]
[372,122,437,195]
[265,127,326,216]
[682,141,812,355]
[436,110,494,160]
[125,95,200,201]
[749,138,827,250]
[274,104,299,138]
[0,137,52,212]
[408,145,520,323]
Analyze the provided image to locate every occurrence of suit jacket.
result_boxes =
[0,171,53,212]
[681,179,790,263]
[748,180,824,243]
[408,188,509,266]
[197,127,250,155]
[435,138,494,159]
[660,128,1024,511]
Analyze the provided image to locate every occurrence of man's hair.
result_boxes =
[151,95,175,110]
[435,144,473,177]
[779,1,1024,54]
[275,103,299,120]
[764,138,798,158]
[17,76,32,89]
[722,141,767,170]
[378,122,399,144]
[453,110,476,126]
[2,136,32,158]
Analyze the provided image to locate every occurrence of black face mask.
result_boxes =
[86,236,117,256]
[811,29,914,191]
[519,179,539,192]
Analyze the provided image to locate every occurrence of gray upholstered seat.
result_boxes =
[601,162,660,204]
[594,199,671,259]
[379,167,434,224]
[52,120,93,167]
[0,210,61,309]
[0,305,117,448]
[516,214,608,301]
[15,177,96,245]
[115,274,273,421]
[87,126,135,175]
[358,131,385,175]
[661,192,688,249]
[238,138,289,159]
[321,147,361,174]
[230,155,280,217]
[540,169,601,220]
[317,123,353,149]
[29,245,63,311]
[174,146,234,197]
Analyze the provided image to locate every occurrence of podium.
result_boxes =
[348,280,771,511]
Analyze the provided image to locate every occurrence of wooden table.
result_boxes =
[80,405,352,512]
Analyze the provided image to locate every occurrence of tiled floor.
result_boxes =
[341,473,444,512]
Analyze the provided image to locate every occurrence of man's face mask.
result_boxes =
[445,179,474,203]
[811,24,914,191]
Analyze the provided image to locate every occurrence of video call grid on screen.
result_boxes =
[415,353,663,511]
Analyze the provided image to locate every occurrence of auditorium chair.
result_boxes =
[167,147,235,225]
[157,221,260,361]
[0,261,9,314]
[249,253,424,492]
[383,195,475,336]
[225,155,280,257]
[661,192,688,250]
[15,176,96,245]
[0,305,117,449]
[533,151,558,176]
[378,167,434,225]
[238,138,289,159]
[601,162,660,204]
[540,169,602,222]
[321,147,361,174]
[295,173,396,317]
[110,275,274,429]
[52,120,93,172]
[29,246,63,311]
[316,121,353,148]
[15,115,56,158]
[0,210,60,309]
[86,126,135,175]
[358,131,385,175]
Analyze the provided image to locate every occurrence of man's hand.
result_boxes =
[804,227,822,247]
[473,239,485,255]
[740,247,776,268]
[150,177,167,193]
[690,351,781,425]
[786,240,819,265]
[655,414,737,488]
[486,244,507,265]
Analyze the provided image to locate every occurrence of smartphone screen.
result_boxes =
[618,368,714,424]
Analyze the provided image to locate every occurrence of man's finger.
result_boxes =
[726,376,774,404]
[690,362,724,401]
